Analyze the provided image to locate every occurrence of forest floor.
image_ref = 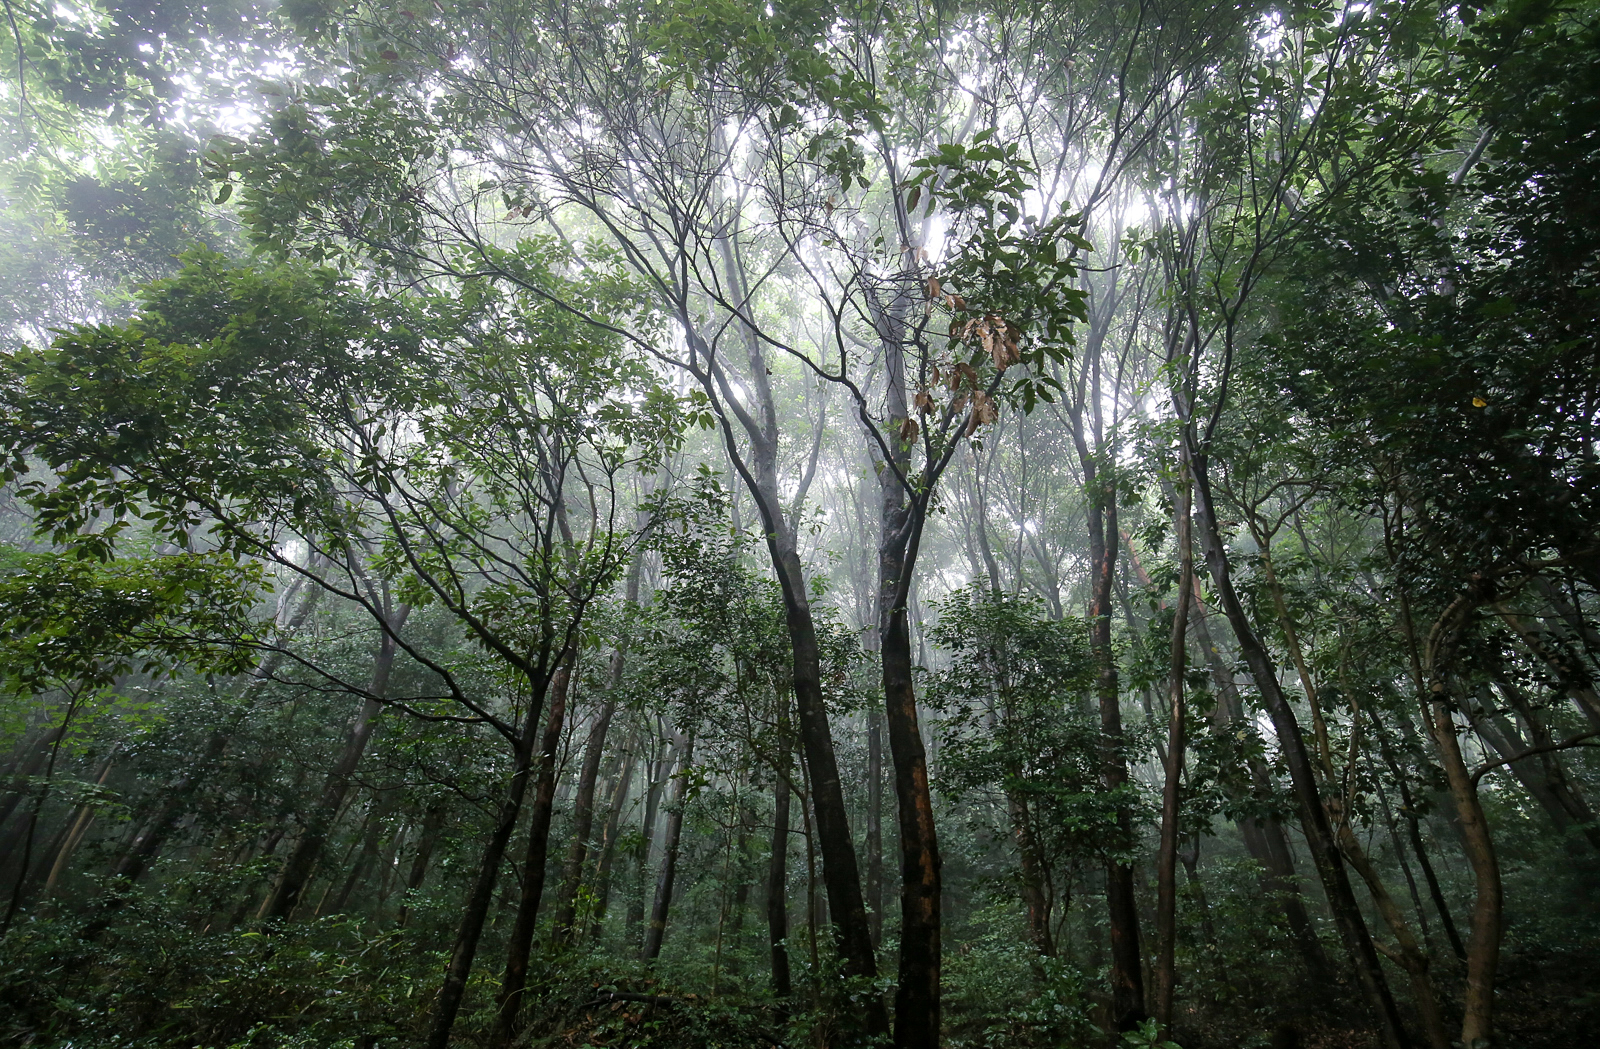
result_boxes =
[1168,945,1600,1049]
[1491,945,1600,1049]
[1292,946,1595,1049]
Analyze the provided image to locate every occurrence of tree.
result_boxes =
[0,248,687,1044]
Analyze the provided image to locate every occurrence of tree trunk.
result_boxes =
[262,604,409,922]
[1386,593,1470,963]
[1409,804,1467,962]
[589,739,636,939]
[1069,379,1146,1031]
[1533,576,1600,654]
[422,675,551,1049]
[553,554,641,941]
[1421,595,1503,1049]
[643,731,694,961]
[1090,496,1146,1031]
[489,652,576,1048]
[1428,686,1501,1049]
[778,549,885,1020]
[880,547,942,1049]
[374,820,409,918]
[1337,821,1452,1049]
[1372,768,1436,957]
[698,243,884,1028]
[325,790,392,915]
[0,725,66,833]
[1008,789,1053,958]
[1471,698,1586,846]
[628,731,671,943]
[1498,607,1600,728]
[768,754,793,1000]
[729,795,754,939]
[37,749,116,900]
[1179,835,1219,951]
[1257,522,1447,1047]
[867,707,885,951]
[1184,573,1330,977]
[1490,677,1600,851]
[2,693,81,936]
[398,801,447,927]
[101,582,323,903]
[1189,442,1409,1049]
[550,696,615,942]
[1155,461,1192,1031]
[870,275,946,1048]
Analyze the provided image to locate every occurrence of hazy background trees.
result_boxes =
[1,1,1598,1047]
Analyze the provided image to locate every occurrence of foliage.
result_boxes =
[929,585,1135,864]
[1,2,1598,1049]
[0,548,263,692]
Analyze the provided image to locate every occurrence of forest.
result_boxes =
[0,0,1596,1047]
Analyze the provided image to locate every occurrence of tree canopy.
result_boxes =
[1,1,1598,1048]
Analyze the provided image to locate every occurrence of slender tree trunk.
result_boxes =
[1396,758,1469,961]
[37,749,116,901]
[1491,678,1600,851]
[327,790,395,915]
[1533,577,1600,655]
[589,739,636,939]
[1421,596,1503,1049]
[1091,497,1145,1031]
[969,472,1048,959]
[1070,385,1146,1031]
[628,731,671,943]
[489,653,576,1048]
[1189,442,1409,1049]
[1338,821,1452,1049]
[423,677,551,1049]
[1498,607,1600,728]
[881,552,941,1049]
[305,812,369,919]
[1008,789,1053,958]
[871,280,945,1048]
[643,732,694,962]
[768,753,793,1000]
[1429,687,1501,1049]
[398,802,447,927]
[700,242,884,1028]
[1155,461,1193,1031]
[866,708,885,951]
[0,725,66,833]
[1372,769,1435,955]
[729,795,754,942]
[1384,592,1470,962]
[1258,526,1447,1045]
[109,737,223,886]
[1181,571,1329,977]
[337,788,400,914]
[553,554,641,941]
[100,583,323,906]
[1179,835,1219,951]
[262,604,409,922]
[551,693,617,942]
[2,692,83,936]
[1471,700,1584,844]
[779,551,884,1019]
[797,760,821,975]
[40,810,95,900]
[374,821,408,918]
[0,730,41,788]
